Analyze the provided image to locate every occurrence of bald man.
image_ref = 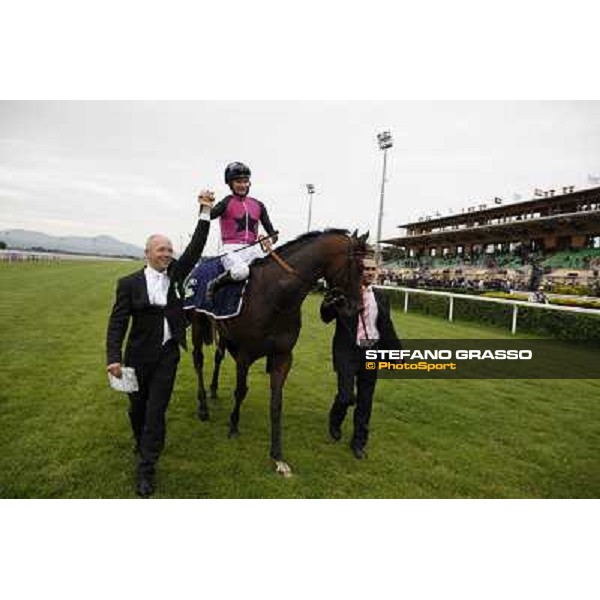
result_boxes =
[106,192,213,497]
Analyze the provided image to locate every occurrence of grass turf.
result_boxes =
[0,260,599,498]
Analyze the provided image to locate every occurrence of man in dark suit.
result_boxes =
[321,256,401,459]
[106,192,214,497]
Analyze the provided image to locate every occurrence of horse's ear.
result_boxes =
[358,231,369,243]
[350,229,358,239]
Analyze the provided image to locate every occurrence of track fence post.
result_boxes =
[511,305,518,335]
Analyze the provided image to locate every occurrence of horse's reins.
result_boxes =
[222,229,311,282]
[229,230,366,312]
[269,249,302,278]
[216,229,308,285]
[269,235,361,289]
[262,231,313,285]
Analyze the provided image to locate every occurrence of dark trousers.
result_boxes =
[127,340,180,478]
[330,365,378,449]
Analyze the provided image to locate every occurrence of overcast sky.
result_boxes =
[1,101,599,255]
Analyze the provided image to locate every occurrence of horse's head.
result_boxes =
[322,230,369,316]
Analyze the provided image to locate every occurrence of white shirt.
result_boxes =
[356,285,379,345]
[144,265,172,344]
[143,211,210,345]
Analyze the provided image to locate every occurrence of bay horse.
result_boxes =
[189,229,368,476]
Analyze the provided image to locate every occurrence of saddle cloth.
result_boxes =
[183,257,247,319]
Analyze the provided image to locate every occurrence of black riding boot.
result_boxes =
[206,270,236,302]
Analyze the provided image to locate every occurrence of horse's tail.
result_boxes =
[191,311,215,346]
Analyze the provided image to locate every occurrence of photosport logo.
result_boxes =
[359,339,600,379]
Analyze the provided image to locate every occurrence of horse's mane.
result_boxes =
[276,228,349,254]
[253,228,350,266]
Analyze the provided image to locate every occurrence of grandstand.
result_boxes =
[380,185,600,295]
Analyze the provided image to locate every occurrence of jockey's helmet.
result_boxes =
[225,162,251,185]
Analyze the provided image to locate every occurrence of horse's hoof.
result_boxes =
[274,461,292,478]
[228,428,239,439]
[210,389,218,400]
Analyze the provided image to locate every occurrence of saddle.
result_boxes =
[184,258,247,319]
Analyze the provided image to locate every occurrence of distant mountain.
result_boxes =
[0,229,144,258]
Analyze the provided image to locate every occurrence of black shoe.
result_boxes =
[329,411,342,441]
[206,271,235,303]
[205,280,218,303]
[329,421,342,442]
[136,475,155,498]
[197,403,209,421]
[351,445,366,460]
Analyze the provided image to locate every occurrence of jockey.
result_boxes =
[206,161,278,301]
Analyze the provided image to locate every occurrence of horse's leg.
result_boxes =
[191,316,210,421]
[193,343,210,421]
[269,351,293,477]
[210,335,226,400]
[228,359,249,438]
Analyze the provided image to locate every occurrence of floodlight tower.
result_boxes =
[306,183,315,231]
[375,130,393,265]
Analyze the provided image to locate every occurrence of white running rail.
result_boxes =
[376,285,600,335]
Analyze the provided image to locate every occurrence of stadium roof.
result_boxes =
[384,209,600,247]
[396,185,600,230]
[383,185,600,247]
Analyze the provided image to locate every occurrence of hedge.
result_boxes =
[379,288,600,340]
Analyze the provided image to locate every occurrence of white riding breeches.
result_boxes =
[222,243,266,281]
